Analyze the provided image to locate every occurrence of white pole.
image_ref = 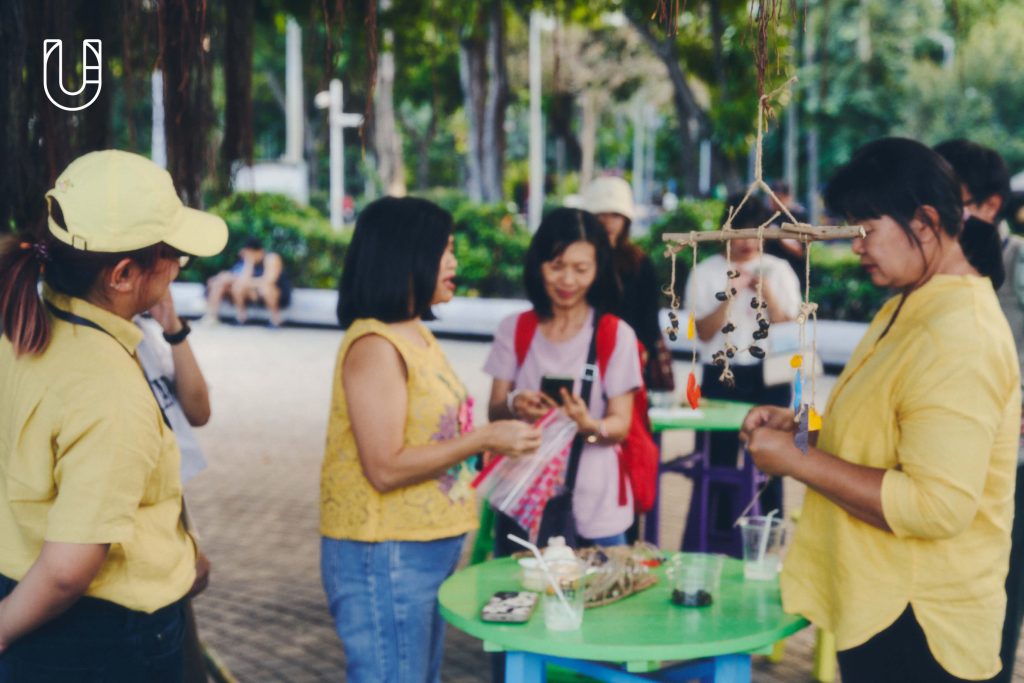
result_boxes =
[699,139,711,196]
[528,9,544,232]
[632,99,645,210]
[284,18,304,163]
[329,79,343,230]
[151,70,166,169]
[645,106,656,211]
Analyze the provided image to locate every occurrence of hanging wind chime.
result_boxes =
[662,79,864,445]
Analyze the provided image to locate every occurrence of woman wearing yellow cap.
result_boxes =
[0,150,227,681]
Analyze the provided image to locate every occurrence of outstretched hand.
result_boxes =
[511,390,556,422]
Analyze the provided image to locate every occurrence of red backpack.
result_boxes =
[513,311,660,514]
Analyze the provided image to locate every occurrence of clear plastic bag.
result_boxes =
[473,409,578,541]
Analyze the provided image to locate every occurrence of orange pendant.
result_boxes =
[686,371,701,410]
[808,407,823,432]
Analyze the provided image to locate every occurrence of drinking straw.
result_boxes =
[506,534,575,618]
[732,471,772,526]
[755,508,780,567]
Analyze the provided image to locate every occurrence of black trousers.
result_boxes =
[838,606,997,683]
[700,362,790,525]
[0,574,185,683]
[994,464,1024,683]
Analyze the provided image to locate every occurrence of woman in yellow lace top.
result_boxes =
[319,197,540,683]
[741,138,1019,682]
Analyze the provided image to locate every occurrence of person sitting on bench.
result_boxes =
[205,237,291,326]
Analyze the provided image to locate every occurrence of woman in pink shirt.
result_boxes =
[485,208,644,554]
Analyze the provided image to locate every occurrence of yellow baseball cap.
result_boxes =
[44,150,228,257]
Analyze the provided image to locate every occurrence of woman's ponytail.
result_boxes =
[0,235,52,356]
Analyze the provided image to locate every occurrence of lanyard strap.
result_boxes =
[46,301,172,430]
[563,314,602,492]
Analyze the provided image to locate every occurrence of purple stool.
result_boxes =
[644,433,769,558]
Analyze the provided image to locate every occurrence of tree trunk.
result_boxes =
[458,30,486,202]
[374,42,406,196]
[158,0,212,208]
[4,0,79,232]
[630,14,706,196]
[78,0,114,154]
[579,92,598,188]
[480,0,508,203]
[0,0,28,233]
[219,0,254,193]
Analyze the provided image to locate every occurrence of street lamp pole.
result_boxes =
[315,79,364,231]
[528,9,545,232]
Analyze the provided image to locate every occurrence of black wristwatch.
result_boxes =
[162,318,192,345]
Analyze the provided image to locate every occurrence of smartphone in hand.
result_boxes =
[481,591,538,623]
[540,376,574,405]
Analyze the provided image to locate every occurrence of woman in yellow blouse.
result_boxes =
[320,196,541,683]
[0,151,226,680]
[741,138,1019,683]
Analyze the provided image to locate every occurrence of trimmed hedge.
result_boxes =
[184,191,888,322]
[183,193,352,290]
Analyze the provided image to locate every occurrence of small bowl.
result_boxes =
[518,558,585,593]
[518,558,546,592]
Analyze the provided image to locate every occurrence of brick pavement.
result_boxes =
[183,324,1023,682]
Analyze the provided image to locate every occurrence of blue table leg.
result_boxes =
[710,654,751,682]
[506,651,546,683]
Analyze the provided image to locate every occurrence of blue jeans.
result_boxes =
[0,574,184,682]
[588,532,628,546]
[321,535,465,683]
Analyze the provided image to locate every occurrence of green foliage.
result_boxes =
[900,3,1024,171]
[635,199,725,291]
[449,202,532,298]
[186,193,352,290]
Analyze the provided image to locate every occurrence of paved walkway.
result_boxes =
[183,324,1022,682]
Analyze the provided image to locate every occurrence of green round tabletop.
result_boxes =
[439,556,808,664]
[649,398,756,433]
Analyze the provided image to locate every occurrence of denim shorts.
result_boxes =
[321,534,466,683]
[0,574,185,683]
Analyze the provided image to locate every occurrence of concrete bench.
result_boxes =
[169,283,867,368]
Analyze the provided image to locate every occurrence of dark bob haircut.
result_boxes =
[934,139,1011,220]
[524,207,620,319]
[337,196,453,328]
[824,137,963,245]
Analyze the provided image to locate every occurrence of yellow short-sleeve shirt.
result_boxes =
[0,289,196,613]
[781,275,1020,680]
[320,318,478,541]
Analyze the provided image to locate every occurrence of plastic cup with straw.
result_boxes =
[506,534,583,630]
[740,509,782,580]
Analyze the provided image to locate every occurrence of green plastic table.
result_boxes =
[439,556,808,682]
[648,398,756,434]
